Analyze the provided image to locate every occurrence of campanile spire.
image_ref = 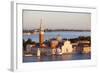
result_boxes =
[39,18,44,48]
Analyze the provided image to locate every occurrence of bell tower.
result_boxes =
[39,18,44,48]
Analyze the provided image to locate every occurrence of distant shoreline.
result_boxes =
[23,29,90,33]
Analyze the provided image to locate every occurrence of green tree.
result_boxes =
[26,38,32,44]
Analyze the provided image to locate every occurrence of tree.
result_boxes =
[23,39,26,51]
[26,38,32,44]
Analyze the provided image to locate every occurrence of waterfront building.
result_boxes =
[75,40,91,54]
[50,39,59,55]
[76,43,83,54]
[26,44,32,53]
[56,47,62,55]
[83,46,91,54]
[51,49,56,55]
[37,48,41,56]
[61,40,73,54]
[50,38,63,55]
[61,45,67,54]
[51,39,59,49]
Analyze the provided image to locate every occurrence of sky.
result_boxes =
[23,10,91,30]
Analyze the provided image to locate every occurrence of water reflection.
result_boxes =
[37,56,41,62]
[23,53,91,62]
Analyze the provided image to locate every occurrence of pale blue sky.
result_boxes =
[23,10,91,30]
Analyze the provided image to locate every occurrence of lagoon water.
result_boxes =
[23,31,90,42]
[23,54,91,62]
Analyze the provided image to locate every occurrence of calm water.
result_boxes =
[23,54,91,62]
[23,31,90,42]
